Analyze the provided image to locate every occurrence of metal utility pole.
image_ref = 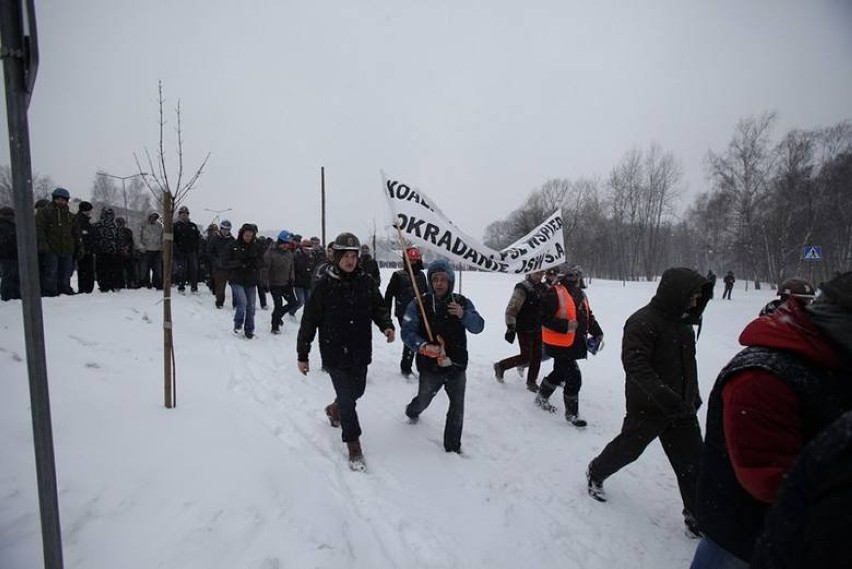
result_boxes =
[320,166,326,245]
[98,171,147,214]
[0,0,64,567]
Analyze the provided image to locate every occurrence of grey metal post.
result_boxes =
[1,1,65,567]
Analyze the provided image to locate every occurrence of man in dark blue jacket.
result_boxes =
[403,259,485,454]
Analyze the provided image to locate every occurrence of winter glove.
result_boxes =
[586,335,604,355]
[419,343,442,358]
[504,327,516,344]
[297,360,309,375]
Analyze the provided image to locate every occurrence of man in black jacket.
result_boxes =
[207,220,235,308]
[359,244,381,286]
[0,206,20,300]
[384,246,427,378]
[173,205,201,293]
[296,232,394,471]
[587,267,711,538]
[74,201,96,293]
[227,223,262,338]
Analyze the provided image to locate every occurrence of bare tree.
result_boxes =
[641,143,682,280]
[1,165,54,206]
[135,81,210,409]
[706,112,777,288]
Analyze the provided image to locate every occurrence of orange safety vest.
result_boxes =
[541,284,589,347]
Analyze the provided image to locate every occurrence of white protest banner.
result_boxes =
[383,174,566,274]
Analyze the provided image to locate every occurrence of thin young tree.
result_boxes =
[134,81,210,409]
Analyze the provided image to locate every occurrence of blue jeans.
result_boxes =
[406,367,467,452]
[231,283,257,333]
[41,252,74,296]
[328,365,368,443]
[690,537,748,569]
[290,286,308,315]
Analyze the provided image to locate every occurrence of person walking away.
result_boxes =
[494,270,547,392]
[226,223,261,338]
[691,271,852,567]
[758,277,815,316]
[0,207,21,300]
[173,205,201,293]
[383,246,428,378]
[403,259,485,454]
[138,212,164,289]
[296,232,394,471]
[722,271,735,300]
[533,265,604,427]
[35,187,80,296]
[587,267,712,539]
[265,230,297,334]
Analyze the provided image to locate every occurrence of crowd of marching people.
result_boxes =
[3,187,852,567]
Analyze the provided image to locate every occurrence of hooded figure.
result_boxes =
[692,271,852,567]
[587,267,711,538]
[93,208,122,291]
[402,259,485,454]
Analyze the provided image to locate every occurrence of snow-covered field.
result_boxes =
[1,270,769,569]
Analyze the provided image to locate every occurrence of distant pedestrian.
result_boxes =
[722,271,735,300]
[74,201,96,293]
[705,270,716,300]
[359,244,381,285]
[264,230,297,334]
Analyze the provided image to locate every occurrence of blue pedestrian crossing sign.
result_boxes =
[803,246,822,261]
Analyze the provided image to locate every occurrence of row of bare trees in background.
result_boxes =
[485,113,851,286]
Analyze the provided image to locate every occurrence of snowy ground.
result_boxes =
[1,270,769,569]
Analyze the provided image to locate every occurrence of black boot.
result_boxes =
[564,394,587,428]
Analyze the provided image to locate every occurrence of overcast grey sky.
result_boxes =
[3,0,851,240]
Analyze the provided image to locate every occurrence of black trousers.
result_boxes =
[589,409,703,517]
[269,285,296,330]
[497,330,542,385]
[77,253,95,293]
[328,364,368,443]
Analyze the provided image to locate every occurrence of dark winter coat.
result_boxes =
[117,227,134,259]
[173,219,201,254]
[384,262,427,320]
[723,272,735,287]
[751,410,852,569]
[263,246,295,287]
[505,277,547,333]
[621,267,711,416]
[296,265,392,368]
[75,211,96,256]
[0,208,16,260]
[35,200,79,255]
[226,228,262,286]
[293,248,312,289]
[207,232,235,270]
[92,209,119,255]
[360,253,380,285]
[401,260,485,373]
[695,300,852,563]
[541,279,602,359]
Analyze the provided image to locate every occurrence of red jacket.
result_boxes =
[723,299,843,503]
